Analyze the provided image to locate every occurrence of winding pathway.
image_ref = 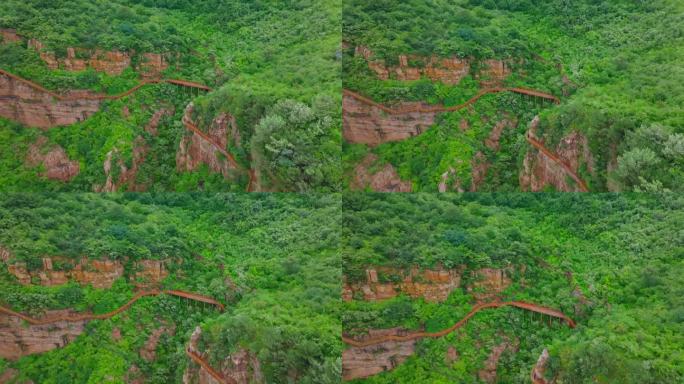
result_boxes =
[343,87,559,115]
[186,347,236,384]
[0,289,224,325]
[0,68,212,101]
[342,301,575,348]
[525,132,589,192]
[344,88,590,191]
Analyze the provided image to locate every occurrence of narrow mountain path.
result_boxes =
[343,87,559,115]
[186,347,236,384]
[0,68,212,101]
[343,301,575,348]
[525,132,589,192]
[344,88,590,191]
[0,289,224,325]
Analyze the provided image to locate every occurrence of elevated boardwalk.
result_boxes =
[343,300,576,348]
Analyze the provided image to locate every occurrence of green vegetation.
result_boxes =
[343,0,684,191]
[0,0,341,191]
[342,193,684,383]
[0,193,340,383]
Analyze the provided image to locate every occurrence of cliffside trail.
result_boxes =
[343,301,575,348]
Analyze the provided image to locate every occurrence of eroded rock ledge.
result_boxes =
[183,326,263,384]
[343,266,514,303]
[6,256,168,288]
[0,71,101,128]
[0,309,86,360]
[342,328,417,381]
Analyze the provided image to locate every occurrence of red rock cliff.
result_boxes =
[0,309,86,360]
[0,71,101,128]
[342,328,417,381]
[343,92,436,145]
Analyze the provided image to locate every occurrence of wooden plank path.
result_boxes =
[186,348,236,384]
[343,87,559,115]
[0,68,212,101]
[525,132,589,192]
[343,301,575,348]
[0,289,224,325]
[344,87,590,191]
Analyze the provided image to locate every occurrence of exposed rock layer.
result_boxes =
[176,103,237,178]
[0,309,86,359]
[355,46,511,86]
[520,130,594,192]
[343,266,513,303]
[343,93,436,145]
[0,71,101,128]
[342,328,416,381]
[26,136,80,181]
[184,326,263,384]
[7,257,167,288]
[351,154,412,192]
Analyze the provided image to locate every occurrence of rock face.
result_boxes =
[351,154,412,192]
[355,46,511,86]
[176,103,237,178]
[7,257,167,288]
[468,268,513,302]
[0,309,86,359]
[342,328,417,381]
[25,136,80,181]
[131,260,169,288]
[27,40,131,76]
[94,137,148,192]
[520,129,594,192]
[0,29,22,43]
[184,327,263,384]
[138,53,168,79]
[343,266,514,303]
[140,324,175,362]
[478,338,519,384]
[343,266,463,303]
[531,348,551,384]
[0,71,101,128]
[343,92,436,145]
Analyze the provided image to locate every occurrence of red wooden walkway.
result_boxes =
[342,301,575,348]
[526,132,589,192]
[0,68,212,102]
[0,289,224,326]
[186,347,236,384]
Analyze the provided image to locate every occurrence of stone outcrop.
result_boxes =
[343,92,436,145]
[478,337,519,384]
[343,266,463,303]
[439,165,465,193]
[342,328,417,381]
[25,136,80,181]
[0,71,101,128]
[0,29,22,43]
[94,137,148,192]
[184,326,263,384]
[7,257,168,288]
[351,154,412,192]
[520,118,594,192]
[355,46,511,86]
[176,103,237,178]
[144,107,174,135]
[27,40,131,76]
[0,309,86,359]
[470,152,490,192]
[343,266,514,303]
[140,324,175,362]
[131,260,169,288]
[531,348,551,384]
[468,268,513,302]
[138,53,168,79]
